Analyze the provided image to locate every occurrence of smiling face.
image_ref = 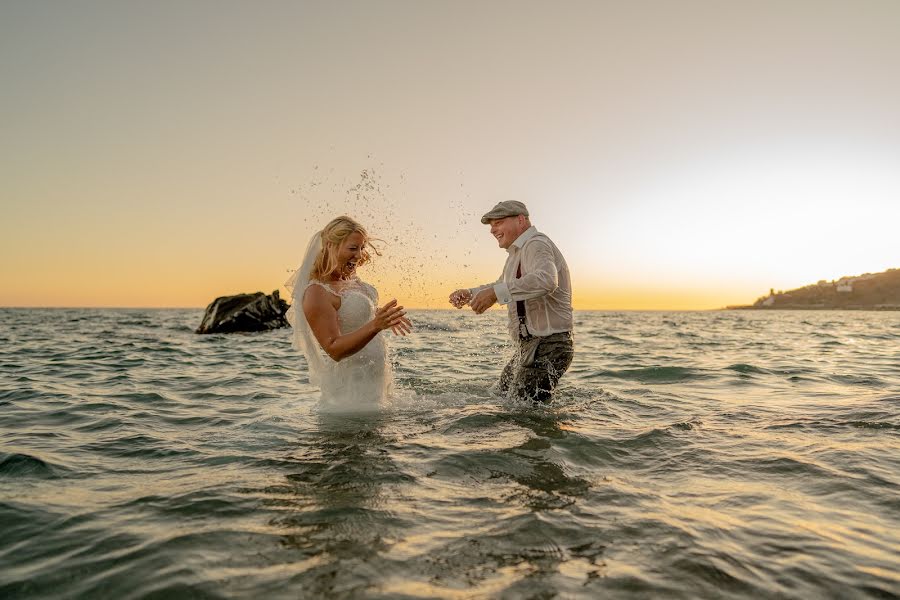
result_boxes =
[336,231,366,278]
[311,216,376,282]
[489,215,528,249]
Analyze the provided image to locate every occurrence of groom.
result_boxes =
[450,201,574,402]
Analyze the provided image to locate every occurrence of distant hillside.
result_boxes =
[729,268,900,310]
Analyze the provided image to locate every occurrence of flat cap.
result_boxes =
[480,200,529,224]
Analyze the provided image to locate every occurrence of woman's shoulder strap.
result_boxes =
[306,280,342,298]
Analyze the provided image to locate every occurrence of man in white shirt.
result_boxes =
[449,201,574,402]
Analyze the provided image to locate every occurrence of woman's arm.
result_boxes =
[302,284,407,362]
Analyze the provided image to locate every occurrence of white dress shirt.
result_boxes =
[471,226,574,341]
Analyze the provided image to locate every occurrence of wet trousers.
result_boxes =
[498,331,574,402]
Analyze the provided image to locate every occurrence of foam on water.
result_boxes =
[1,308,898,599]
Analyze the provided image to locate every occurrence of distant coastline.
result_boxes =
[727,268,900,311]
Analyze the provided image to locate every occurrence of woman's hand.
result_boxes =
[372,299,408,333]
[390,315,413,336]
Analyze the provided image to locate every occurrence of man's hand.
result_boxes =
[469,288,497,314]
[449,289,472,309]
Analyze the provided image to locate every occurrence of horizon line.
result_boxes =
[0,305,730,312]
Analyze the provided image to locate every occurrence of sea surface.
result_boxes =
[1,308,898,599]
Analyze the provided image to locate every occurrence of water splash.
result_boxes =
[286,162,481,308]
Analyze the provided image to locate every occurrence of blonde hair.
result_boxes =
[310,216,380,281]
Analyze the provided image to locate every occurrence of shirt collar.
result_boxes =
[508,226,538,252]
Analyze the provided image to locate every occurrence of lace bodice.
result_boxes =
[307,278,379,333]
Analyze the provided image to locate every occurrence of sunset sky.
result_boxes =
[2,1,898,309]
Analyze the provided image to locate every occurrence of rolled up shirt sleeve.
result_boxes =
[494,281,512,304]
[469,279,502,300]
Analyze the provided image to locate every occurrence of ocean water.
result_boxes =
[1,308,898,599]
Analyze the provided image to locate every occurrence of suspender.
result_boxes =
[515,261,529,339]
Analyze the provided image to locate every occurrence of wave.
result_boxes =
[585,330,629,342]
[766,409,900,431]
[669,419,703,431]
[731,455,837,479]
[73,416,127,433]
[588,366,709,383]
[0,452,66,478]
[725,363,771,375]
[827,373,885,387]
[83,435,200,460]
[412,321,459,332]
[118,491,255,519]
[846,420,900,430]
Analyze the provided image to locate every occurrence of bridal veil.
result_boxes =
[284,231,326,385]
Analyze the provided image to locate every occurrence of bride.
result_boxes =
[285,216,411,408]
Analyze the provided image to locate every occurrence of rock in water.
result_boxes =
[196,290,290,334]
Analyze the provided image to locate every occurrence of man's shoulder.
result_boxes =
[521,231,556,250]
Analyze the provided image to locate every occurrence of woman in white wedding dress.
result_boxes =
[285,216,411,409]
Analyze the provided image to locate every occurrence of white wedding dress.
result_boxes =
[285,231,393,410]
[292,277,392,409]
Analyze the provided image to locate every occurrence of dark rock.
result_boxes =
[196,290,290,334]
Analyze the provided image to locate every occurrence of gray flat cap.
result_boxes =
[480,200,529,224]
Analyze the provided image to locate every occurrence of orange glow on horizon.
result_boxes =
[0,278,759,311]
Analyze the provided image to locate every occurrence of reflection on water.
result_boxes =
[274,413,403,554]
